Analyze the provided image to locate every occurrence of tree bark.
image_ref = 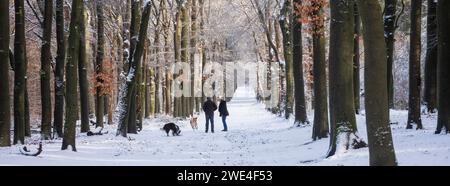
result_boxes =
[279,0,294,120]
[163,0,172,115]
[14,0,27,145]
[327,0,366,158]
[79,3,90,133]
[356,0,398,166]
[96,0,105,129]
[54,0,65,138]
[40,0,53,140]
[145,62,151,118]
[384,0,397,109]
[127,0,142,134]
[353,3,361,114]
[407,0,423,130]
[436,0,450,134]
[311,0,329,140]
[181,0,191,117]
[63,0,83,151]
[123,0,132,72]
[0,0,11,147]
[116,2,152,137]
[191,0,198,114]
[174,7,182,118]
[424,0,438,113]
[292,0,308,125]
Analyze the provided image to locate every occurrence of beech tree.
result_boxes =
[40,0,53,140]
[96,0,106,129]
[14,0,27,145]
[0,0,11,147]
[384,0,397,109]
[436,0,450,134]
[353,3,361,114]
[292,0,308,125]
[327,0,366,158]
[407,0,423,130]
[54,0,65,138]
[63,0,83,151]
[308,0,329,140]
[424,0,438,113]
[279,0,294,120]
[356,0,397,166]
[79,2,90,133]
[116,1,152,137]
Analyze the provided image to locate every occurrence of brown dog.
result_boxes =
[190,116,199,130]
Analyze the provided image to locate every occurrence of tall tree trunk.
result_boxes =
[279,0,294,120]
[116,2,152,137]
[353,3,361,114]
[174,8,182,118]
[87,6,96,117]
[384,0,397,109]
[137,38,149,130]
[14,0,27,145]
[199,0,206,109]
[40,0,53,140]
[356,0,398,166]
[292,0,308,125]
[123,0,132,72]
[436,0,450,134]
[0,0,11,147]
[163,2,172,115]
[154,21,162,115]
[137,57,145,130]
[424,0,438,113]
[63,0,83,151]
[181,0,191,117]
[191,0,198,115]
[327,0,366,158]
[407,0,423,130]
[79,4,90,133]
[96,0,105,129]
[54,0,65,138]
[311,0,329,140]
[127,0,142,134]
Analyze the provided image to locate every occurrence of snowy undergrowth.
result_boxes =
[0,87,449,166]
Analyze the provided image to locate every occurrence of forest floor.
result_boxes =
[0,87,449,166]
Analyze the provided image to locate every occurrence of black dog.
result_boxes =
[20,142,43,157]
[162,123,181,136]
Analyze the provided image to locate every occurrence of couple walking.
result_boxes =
[202,97,229,133]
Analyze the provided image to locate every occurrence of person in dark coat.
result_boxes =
[218,98,229,132]
[203,97,217,133]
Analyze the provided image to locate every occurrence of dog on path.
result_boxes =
[162,123,182,136]
[189,116,199,130]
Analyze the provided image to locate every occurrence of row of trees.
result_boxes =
[0,0,237,149]
[251,0,449,165]
[0,0,448,166]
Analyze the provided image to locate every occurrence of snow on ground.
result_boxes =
[0,87,449,166]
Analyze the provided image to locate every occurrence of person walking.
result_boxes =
[219,98,229,132]
[203,97,217,133]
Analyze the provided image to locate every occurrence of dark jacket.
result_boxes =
[219,101,229,117]
[203,100,217,115]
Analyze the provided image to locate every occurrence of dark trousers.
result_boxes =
[205,113,214,132]
[222,115,228,131]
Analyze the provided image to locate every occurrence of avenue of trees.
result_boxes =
[0,0,448,166]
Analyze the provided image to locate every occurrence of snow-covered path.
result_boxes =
[0,87,450,166]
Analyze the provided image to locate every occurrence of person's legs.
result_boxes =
[222,115,228,131]
[205,114,210,133]
[210,115,214,133]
